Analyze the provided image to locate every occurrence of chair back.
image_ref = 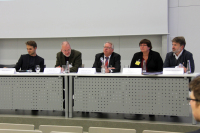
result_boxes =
[88,127,136,133]
[142,130,183,133]
[39,125,83,133]
[0,123,34,130]
[0,129,42,133]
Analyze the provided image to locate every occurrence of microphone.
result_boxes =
[100,57,104,62]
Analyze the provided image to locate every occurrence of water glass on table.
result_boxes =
[62,65,66,73]
[35,65,40,74]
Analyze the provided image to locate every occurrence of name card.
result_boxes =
[123,68,142,74]
[163,68,184,74]
[44,68,61,74]
[78,68,96,74]
[0,68,16,74]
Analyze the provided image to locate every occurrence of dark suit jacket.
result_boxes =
[187,129,200,133]
[15,54,44,72]
[130,50,163,72]
[92,52,121,73]
[163,49,195,73]
[55,49,82,72]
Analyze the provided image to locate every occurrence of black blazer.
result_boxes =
[15,54,44,72]
[92,52,121,73]
[130,50,163,72]
[163,49,195,73]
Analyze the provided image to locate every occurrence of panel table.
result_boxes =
[68,73,199,124]
[0,73,69,117]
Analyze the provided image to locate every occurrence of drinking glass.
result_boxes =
[35,65,40,74]
[62,65,66,73]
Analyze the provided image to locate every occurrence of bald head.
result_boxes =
[62,41,71,48]
[61,41,71,57]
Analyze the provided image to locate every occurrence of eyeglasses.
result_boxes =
[62,49,71,52]
[139,44,147,47]
[186,97,200,102]
[104,47,112,49]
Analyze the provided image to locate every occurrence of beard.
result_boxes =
[173,48,181,54]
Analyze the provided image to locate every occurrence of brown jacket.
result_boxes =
[55,49,82,72]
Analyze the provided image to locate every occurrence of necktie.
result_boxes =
[105,57,109,68]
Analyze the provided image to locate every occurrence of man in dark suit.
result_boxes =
[92,42,121,73]
[55,41,82,72]
[187,76,200,133]
[15,41,44,72]
[164,36,195,73]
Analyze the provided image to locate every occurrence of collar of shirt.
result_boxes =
[104,55,111,66]
[173,49,183,60]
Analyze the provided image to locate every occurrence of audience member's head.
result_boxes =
[189,76,200,121]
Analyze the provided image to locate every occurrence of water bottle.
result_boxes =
[100,57,105,74]
[101,62,105,74]
[187,60,191,74]
[142,60,146,73]
[66,61,70,73]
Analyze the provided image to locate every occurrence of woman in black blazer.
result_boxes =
[130,39,163,72]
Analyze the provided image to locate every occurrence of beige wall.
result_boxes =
[0,35,165,70]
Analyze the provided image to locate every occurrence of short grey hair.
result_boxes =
[61,41,71,48]
[104,42,114,49]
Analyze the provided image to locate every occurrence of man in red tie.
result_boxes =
[92,42,121,73]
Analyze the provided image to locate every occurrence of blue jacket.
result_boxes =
[163,49,195,73]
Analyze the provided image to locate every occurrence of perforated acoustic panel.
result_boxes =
[0,77,63,110]
[74,77,190,116]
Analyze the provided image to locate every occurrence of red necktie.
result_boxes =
[105,57,109,68]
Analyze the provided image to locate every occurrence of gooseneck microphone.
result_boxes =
[100,57,104,62]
